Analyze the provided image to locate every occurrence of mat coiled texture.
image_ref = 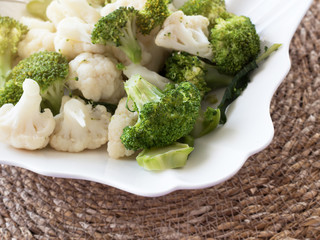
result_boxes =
[0,1,319,239]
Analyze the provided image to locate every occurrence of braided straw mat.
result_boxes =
[0,2,319,240]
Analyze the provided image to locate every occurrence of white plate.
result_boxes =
[0,0,312,197]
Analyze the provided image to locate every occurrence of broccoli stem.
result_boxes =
[218,43,282,124]
[136,142,194,170]
[40,80,65,115]
[191,107,220,138]
[118,14,141,64]
[124,74,164,111]
[204,64,233,89]
[119,33,142,64]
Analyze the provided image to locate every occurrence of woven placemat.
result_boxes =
[1,2,319,239]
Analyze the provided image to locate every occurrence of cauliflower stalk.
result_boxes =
[107,97,138,159]
[0,79,55,150]
[67,52,125,103]
[155,11,213,60]
[50,96,112,152]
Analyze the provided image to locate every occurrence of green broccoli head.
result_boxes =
[120,74,201,151]
[210,15,260,75]
[164,51,210,97]
[8,51,69,115]
[91,7,142,64]
[164,51,232,98]
[137,0,170,35]
[179,0,226,27]
[0,79,23,107]
[0,16,28,88]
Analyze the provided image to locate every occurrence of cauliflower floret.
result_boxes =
[0,79,55,150]
[107,97,138,159]
[19,16,56,31]
[155,11,213,60]
[46,0,101,26]
[18,29,56,59]
[50,96,112,152]
[100,0,147,16]
[54,17,109,60]
[67,52,125,104]
[17,17,56,59]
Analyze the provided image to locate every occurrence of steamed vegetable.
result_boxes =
[120,74,201,150]
[165,51,232,98]
[136,142,194,170]
[1,51,69,115]
[91,6,142,63]
[0,16,28,88]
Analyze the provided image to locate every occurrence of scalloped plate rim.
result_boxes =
[0,0,313,197]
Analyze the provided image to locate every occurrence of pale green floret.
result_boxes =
[26,0,53,20]
[210,15,261,75]
[136,142,194,170]
[91,7,142,64]
[0,16,28,88]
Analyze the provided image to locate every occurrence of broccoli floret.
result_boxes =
[0,79,23,107]
[5,51,69,115]
[164,51,232,98]
[120,74,201,150]
[137,0,170,35]
[136,142,194,170]
[91,7,142,64]
[179,0,227,27]
[210,15,260,75]
[218,43,282,123]
[26,0,53,20]
[190,107,220,138]
[0,16,28,88]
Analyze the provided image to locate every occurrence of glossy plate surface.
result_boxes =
[0,0,313,197]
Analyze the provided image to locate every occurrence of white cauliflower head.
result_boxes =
[54,17,109,60]
[67,52,125,103]
[100,0,147,16]
[50,96,112,152]
[46,0,101,26]
[18,29,56,59]
[17,17,56,59]
[107,97,138,159]
[155,11,213,59]
[19,16,56,31]
[0,79,55,150]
